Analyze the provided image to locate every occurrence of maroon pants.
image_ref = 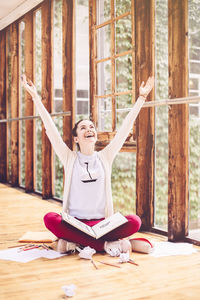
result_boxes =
[44,212,141,251]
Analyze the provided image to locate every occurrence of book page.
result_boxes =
[92,212,128,239]
[61,212,95,237]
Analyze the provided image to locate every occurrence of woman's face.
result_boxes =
[74,120,97,149]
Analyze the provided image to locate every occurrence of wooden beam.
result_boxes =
[62,0,75,150]
[0,30,7,182]
[41,0,53,198]
[89,0,97,125]
[24,12,34,192]
[6,29,10,182]
[10,23,19,186]
[168,0,189,241]
[135,0,155,230]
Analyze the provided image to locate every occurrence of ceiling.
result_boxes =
[0,0,44,30]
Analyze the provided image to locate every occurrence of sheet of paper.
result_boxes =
[150,241,197,257]
[0,247,67,263]
[41,249,67,259]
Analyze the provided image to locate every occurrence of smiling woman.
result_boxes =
[21,74,154,255]
[72,120,97,155]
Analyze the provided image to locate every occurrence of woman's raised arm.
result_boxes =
[101,76,154,162]
[21,74,71,165]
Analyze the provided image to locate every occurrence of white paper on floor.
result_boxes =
[0,247,67,263]
[150,241,197,257]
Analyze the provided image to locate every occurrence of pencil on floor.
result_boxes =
[96,260,121,268]
[91,259,98,269]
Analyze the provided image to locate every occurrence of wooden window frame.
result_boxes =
[24,12,34,192]
[135,0,155,231]
[89,0,136,152]
[168,0,189,241]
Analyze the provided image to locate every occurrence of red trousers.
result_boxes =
[44,212,141,251]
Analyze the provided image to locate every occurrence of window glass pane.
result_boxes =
[154,0,168,230]
[54,0,63,114]
[190,61,200,74]
[97,60,111,96]
[19,21,25,187]
[76,0,89,121]
[189,0,200,238]
[96,0,111,25]
[35,10,42,193]
[116,54,132,92]
[116,94,132,129]
[98,97,112,131]
[53,0,63,199]
[115,0,131,17]
[112,152,136,215]
[116,15,132,55]
[97,25,111,60]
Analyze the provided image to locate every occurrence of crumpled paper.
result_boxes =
[62,284,76,297]
[119,252,130,263]
[78,246,96,260]
[107,247,121,257]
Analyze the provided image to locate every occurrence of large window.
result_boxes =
[93,0,137,213]
[19,21,25,187]
[34,9,42,193]
[76,0,90,121]
[53,0,63,199]
[94,0,135,135]
[154,0,168,230]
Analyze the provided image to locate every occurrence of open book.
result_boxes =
[61,211,128,239]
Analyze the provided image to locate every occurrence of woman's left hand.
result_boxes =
[21,74,38,99]
[139,76,154,99]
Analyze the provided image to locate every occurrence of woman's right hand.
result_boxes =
[21,74,38,99]
[139,76,154,99]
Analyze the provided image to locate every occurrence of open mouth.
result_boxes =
[85,134,95,138]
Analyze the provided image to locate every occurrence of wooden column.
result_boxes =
[63,0,75,149]
[24,12,34,192]
[89,0,97,125]
[135,0,155,230]
[41,0,53,198]
[0,30,7,182]
[168,0,189,241]
[10,23,19,186]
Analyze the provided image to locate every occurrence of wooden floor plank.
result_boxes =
[0,183,200,300]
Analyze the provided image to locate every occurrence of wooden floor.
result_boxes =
[1,183,200,300]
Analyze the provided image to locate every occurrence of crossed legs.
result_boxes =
[44,212,141,252]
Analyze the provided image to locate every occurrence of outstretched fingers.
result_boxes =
[146,76,154,88]
[21,74,37,99]
[139,76,154,98]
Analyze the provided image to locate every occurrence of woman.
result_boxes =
[22,75,154,255]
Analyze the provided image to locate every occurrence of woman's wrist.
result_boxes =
[139,94,147,100]
[32,94,40,103]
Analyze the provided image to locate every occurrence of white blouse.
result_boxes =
[68,151,106,219]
